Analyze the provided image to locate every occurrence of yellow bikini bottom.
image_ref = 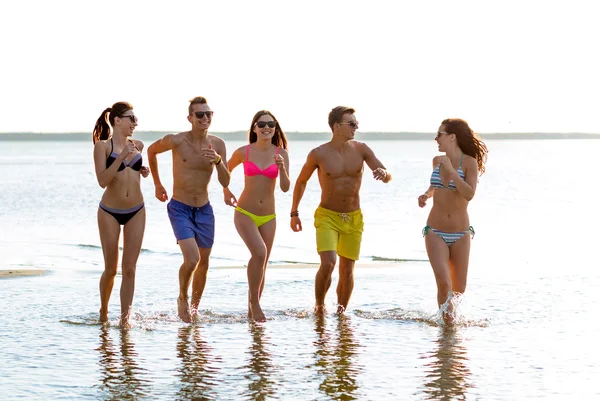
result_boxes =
[235,207,276,227]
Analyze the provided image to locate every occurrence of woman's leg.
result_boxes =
[425,231,452,308]
[98,208,122,323]
[257,219,276,300]
[449,233,471,294]
[234,211,268,322]
[120,208,146,327]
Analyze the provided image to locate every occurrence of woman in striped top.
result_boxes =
[417,118,488,324]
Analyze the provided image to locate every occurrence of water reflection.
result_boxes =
[419,327,472,400]
[96,327,150,400]
[241,323,277,400]
[176,325,222,400]
[313,315,362,400]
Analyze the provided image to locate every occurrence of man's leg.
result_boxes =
[177,238,201,323]
[190,247,212,315]
[336,256,356,314]
[315,251,337,314]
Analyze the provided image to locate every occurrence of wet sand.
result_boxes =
[0,269,46,278]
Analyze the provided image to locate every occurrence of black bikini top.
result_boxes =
[106,139,142,172]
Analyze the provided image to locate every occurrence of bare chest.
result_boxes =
[174,146,212,171]
[320,154,364,178]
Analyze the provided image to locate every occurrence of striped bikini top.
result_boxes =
[243,145,279,179]
[430,153,465,191]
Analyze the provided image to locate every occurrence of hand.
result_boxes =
[418,194,428,208]
[118,141,136,161]
[290,216,302,232]
[373,167,387,181]
[223,187,238,206]
[202,143,220,164]
[140,166,150,178]
[437,155,453,170]
[274,154,285,169]
[155,184,168,202]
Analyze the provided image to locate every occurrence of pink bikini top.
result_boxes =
[243,145,279,179]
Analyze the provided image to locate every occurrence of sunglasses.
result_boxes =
[194,111,214,119]
[120,115,138,123]
[339,121,358,129]
[256,121,276,129]
[435,131,450,140]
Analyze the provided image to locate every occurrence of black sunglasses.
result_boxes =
[339,121,358,129]
[194,111,214,119]
[119,115,138,123]
[256,121,276,129]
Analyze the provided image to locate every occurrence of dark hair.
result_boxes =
[441,118,488,175]
[92,102,133,144]
[188,96,208,115]
[248,110,288,150]
[328,106,356,132]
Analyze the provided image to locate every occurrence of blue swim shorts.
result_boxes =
[167,199,215,248]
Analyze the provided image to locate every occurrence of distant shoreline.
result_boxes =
[0,131,599,141]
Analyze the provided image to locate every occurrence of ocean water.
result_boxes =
[0,137,598,400]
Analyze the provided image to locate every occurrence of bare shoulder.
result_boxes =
[463,154,477,170]
[278,147,289,157]
[208,134,225,146]
[431,156,440,167]
[94,139,109,154]
[131,138,144,150]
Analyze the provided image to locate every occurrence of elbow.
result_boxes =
[465,193,474,201]
[281,184,290,193]
[97,181,107,189]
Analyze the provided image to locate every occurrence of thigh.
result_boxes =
[449,234,471,292]
[234,211,266,253]
[425,230,451,282]
[98,207,121,262]
[122,207,146,267]
[258,218,276,256]
[179,238,201,265]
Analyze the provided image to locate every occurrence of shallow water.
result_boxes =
[1,138,599,400]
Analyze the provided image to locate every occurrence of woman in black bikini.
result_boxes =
[93,102,149,328]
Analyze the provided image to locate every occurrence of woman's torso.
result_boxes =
[237,144,278,215]
[100,139,144,209]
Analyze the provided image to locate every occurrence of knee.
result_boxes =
[121,265,136,279]
[319,260,336,276]
[249,245,268,262]
[104,265,118,279]
[437,278,452,295]
[183,255,200,272]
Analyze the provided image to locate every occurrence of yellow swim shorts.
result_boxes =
[314,206,364,261]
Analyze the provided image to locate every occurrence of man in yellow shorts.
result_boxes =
[290,106,392,314]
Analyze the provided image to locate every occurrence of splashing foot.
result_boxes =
[250,302,266,323]
[314,304,327,316]
[99,308,108,324]
[177,296,192,323]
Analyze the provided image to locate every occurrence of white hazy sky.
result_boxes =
[1,0,598,134]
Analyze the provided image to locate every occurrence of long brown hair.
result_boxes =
[442,118,488,175]
[92,102,133,144]
[248,110,288,150]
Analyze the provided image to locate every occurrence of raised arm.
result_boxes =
[210,136,230,188]
[452,156,478,201]
[290,149,319,232]
[277,148,291,193]
[147,134,176,201]
[362,142,392,183]
[223,146,244,206]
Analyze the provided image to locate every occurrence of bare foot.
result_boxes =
[442,311,455,326]
[250,302,266,323]
[336,304,346,315]
[99,308,108,323]
[314,304,327,316]
[119,319,131,330]
[177,296,192,323]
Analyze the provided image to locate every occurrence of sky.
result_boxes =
[1,0,598,134]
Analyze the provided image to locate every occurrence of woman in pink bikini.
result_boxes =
[223,110,290,322]
[418,118,488,324]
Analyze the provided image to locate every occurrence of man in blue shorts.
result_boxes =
[148,97,230,322]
